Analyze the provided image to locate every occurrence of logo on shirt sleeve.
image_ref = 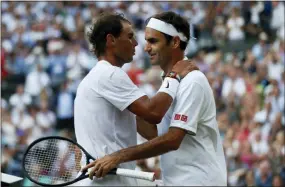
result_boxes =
[181,115,188,122]
[174,114,188,122]
[174,114,181,120]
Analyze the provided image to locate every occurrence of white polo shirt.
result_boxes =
[74,60,145,186]
[158,70,227,186]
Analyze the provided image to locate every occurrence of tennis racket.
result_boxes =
[22,136,155,186]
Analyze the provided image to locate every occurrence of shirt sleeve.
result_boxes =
[98,68,146,111]
[170,82,205,135]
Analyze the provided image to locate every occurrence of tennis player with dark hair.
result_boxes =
[74,12,197,186]
[83,11,227,186]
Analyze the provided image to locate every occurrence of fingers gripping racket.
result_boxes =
[22,136,155,186]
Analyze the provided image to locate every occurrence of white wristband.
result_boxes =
[158,77,180,100]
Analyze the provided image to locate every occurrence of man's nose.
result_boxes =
[144,43,151,52]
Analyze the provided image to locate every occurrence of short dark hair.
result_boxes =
[88,12,130,57]
[146,11,190,50]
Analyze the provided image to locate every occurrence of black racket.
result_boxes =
[22,136,155,186]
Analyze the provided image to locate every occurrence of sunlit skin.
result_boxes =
[144,28,172,66]
[100,21,138,67]
[144,27,185,74]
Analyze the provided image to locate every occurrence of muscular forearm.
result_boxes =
[136,116,158,140]
[83,128,186,179]
[147,92,173,116]
[129,62,198,124]
[111,132,177,164]
[143,92,175,124]
[129,93,173,124]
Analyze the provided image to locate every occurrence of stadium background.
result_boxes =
[1,1,284,186]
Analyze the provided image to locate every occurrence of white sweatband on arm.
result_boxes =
[158,77,179,100]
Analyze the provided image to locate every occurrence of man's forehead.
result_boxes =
[145,27,163,39]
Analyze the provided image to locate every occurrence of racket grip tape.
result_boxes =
[116,168,155,181]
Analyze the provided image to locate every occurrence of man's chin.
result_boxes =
[126,57,133,63]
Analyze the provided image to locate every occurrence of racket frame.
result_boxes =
[22,136,117,186]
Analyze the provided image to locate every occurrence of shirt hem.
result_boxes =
[170,122,197,135]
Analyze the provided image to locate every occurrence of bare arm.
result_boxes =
[115,127,186,161]
[128,93,172,124]
[136,116,158,140]
[83,127,187,179]
[128,60,199,124]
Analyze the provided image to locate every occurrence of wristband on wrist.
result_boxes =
[157,77,180,100]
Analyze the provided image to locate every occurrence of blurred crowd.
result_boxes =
[1,1,284,186]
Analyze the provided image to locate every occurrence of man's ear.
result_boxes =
[106,34,116,47]
[171,36,181,49]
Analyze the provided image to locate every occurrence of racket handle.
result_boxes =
[116,168,155,181]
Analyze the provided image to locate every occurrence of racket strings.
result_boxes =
[24,139,85,184]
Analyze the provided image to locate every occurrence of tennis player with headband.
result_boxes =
[74,12,198,186]
[83,11,227,186]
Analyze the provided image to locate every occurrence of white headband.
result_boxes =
[146,18,195,42]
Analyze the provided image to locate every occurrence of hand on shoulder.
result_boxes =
[172,59,199,79]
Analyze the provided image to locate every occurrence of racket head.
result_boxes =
[22,136,94,186]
